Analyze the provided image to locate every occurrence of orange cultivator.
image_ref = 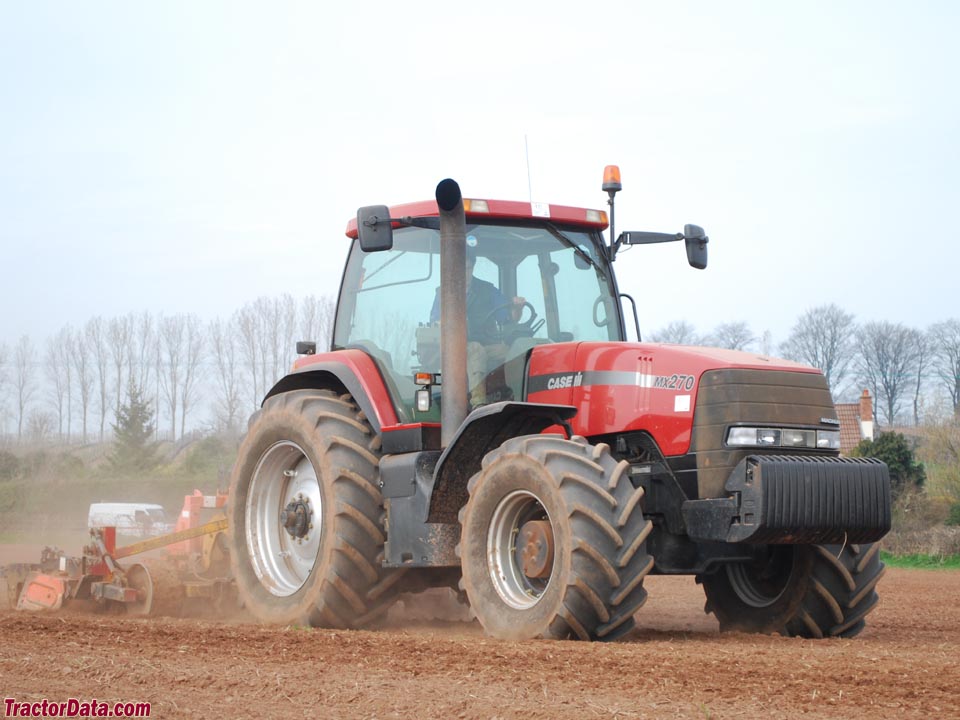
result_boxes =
[1,491,233,616]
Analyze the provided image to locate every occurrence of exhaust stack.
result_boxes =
[436,179,468,447]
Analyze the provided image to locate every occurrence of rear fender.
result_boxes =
[263,349,399,432]
[426,402,577,524]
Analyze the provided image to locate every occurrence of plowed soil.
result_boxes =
[0,562,957,719]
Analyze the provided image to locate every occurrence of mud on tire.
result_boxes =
[458,434,654,641]
[698,542,885,638]
[228,389,398,627]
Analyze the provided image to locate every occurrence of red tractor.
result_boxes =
[227,169,890,641]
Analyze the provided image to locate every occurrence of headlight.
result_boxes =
[726,426,838,450]
[727,427,781,446]
[782,429,815,447]
[816,430,841,449]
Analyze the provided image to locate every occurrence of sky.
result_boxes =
[1,1,958,351]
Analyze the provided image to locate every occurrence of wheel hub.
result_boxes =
[516,519,554,579]
[245,442,322,597]
[487,490,554,609]
[281,495,313,540]
[726,546,796,608]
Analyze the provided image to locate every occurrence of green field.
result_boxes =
[880,550,960,569]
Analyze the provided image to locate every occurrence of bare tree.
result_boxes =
[158,315,184,442]
[254,299,273,398]
[930,319,960,419]
[155,314,205,441]
[27,410,55,443]
[130,312,155,398]
[856,321,921,426]
[108,315,133,420]
[271,294,298,382]
[209,316,244,431]
[247,298,271,406]
[44,332,70,440]
[178,315,205,439]
[299,295,337,351]
[0,341,8,435]
[649,320,700,345]
[62,328,73,441]
[912,331,931,426]
[249,295,299,393]
[13,335,35,442]
[780,304,857,397]
[70,328,94,443]
[235,296,299,412]
[237,302,264,412]
[708,321,756,351]
[85,317,111,441]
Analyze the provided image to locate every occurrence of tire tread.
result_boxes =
[460,435,653,641]
[228,389,397,629]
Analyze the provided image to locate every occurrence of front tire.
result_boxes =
[228,390,393,627]
[458,435,653,641]
[698,542,885,638]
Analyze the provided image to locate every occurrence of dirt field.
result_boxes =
[1,559,957,720]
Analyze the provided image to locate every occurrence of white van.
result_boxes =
[87,503,173,538]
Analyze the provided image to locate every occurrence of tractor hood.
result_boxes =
[525,341,826,456]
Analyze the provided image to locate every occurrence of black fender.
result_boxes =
[426,401,578,524]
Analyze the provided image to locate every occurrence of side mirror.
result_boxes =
[684,224,708,270]
[296,340,316,355]
[356,205,393,252]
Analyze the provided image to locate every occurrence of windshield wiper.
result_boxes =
[545,224,607,280]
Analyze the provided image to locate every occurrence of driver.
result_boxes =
[429,247,525,405]
[429,247,524,341]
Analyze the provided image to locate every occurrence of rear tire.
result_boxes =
[698,542,885,638]
[458,435,653,641]
[228,390,396,627]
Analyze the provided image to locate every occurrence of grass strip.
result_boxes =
[880,551,960,569]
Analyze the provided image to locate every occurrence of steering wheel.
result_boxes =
[482,300,539,334]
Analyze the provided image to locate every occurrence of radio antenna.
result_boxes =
[525,134,533,204]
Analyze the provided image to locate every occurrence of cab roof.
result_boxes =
[345,199,609,238]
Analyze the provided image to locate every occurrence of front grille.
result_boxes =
[691,369,837,498]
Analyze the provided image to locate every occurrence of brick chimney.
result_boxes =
[859,389,874,440]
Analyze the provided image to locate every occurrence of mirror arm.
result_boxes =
[618,231,685,246]
[364,215,440,231]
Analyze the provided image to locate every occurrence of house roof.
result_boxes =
[836,403,863,455]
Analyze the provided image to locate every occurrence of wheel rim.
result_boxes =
[725,547,795,608]
[126,563,153,615]
[245,441,322,597]
[487,490,554,610]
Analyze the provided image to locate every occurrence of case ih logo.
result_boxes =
[546,372,583,390]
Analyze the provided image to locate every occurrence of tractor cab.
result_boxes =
[333,206,624,421]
